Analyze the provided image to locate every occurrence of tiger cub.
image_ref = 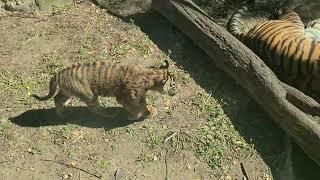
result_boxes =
[31,60,176,120]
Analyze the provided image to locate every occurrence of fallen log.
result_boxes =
[152,0,320,165]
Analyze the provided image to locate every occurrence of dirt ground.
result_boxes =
[0,1,319,180]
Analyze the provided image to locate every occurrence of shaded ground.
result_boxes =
[0,1,319,180]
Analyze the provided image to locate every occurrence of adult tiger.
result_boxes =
[227,0,320,95]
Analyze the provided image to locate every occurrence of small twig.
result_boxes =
[40,159,102,179]
[0,161,9,165]
[204,92,212,105]
[164,131,179,143]
[240,162,250,180]
[164,149,169,180]
[72,134,84,143]
[180,130,194,139]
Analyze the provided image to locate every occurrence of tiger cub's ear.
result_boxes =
[159,60,169,69]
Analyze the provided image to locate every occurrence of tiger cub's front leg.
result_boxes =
[116,94,154,121]
[145,104,157,119]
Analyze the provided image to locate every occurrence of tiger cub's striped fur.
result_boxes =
[227,1,320,94]
[31,60,176,120]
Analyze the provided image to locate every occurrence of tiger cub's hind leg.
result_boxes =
[54,91,71,117]
[83,96,117,118]
[125,103,146,121]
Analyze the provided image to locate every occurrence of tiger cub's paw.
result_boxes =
[127,112,143,121]
[145,105,157,119]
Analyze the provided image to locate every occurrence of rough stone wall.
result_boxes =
[281,0,320,19]
[0,0,74,13]
[93,0,152,16]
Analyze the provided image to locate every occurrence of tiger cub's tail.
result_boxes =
[31,74,58,101]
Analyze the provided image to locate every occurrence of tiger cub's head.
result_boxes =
[148,60,176,96]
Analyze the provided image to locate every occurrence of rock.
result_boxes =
[0,1,4,9]
[3,0,37,13]
[16,3,35,13]
[4,1,16,11]
[16,0,23,5]
[17,0,37,13]
[94,0,152,16]
[35,0,73,12]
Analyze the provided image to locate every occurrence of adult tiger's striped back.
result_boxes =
[227,1,320,93]
[305,19,320,41]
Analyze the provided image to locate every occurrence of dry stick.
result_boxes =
[164,149,169,180]
[240,162,250,180]
[163,132,176,180]
[40,159,102,179]
[163,131,179,143]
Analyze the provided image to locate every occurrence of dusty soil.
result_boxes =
[0,1,319,180]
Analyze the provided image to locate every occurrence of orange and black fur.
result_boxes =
[31,60,175,120]
[227,1,320,94]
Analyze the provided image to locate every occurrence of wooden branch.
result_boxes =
[282,82,320,117]
[40,159,102,179]
[152,0,320,166]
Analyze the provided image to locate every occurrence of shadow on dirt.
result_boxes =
[99,5,320,180]
[9,106,138,130]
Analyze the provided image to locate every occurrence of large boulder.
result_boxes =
[3,0,37,12]
[35,0,73,12]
